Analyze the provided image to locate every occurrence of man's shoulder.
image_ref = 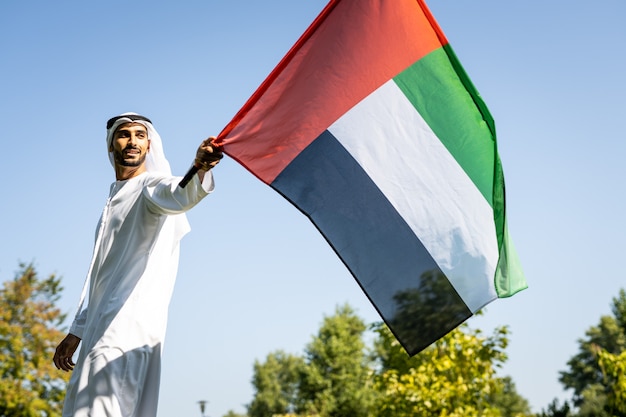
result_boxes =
[139,172,176,185]
[136,173,182,193]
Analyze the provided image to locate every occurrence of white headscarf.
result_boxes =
[106,112,172,175]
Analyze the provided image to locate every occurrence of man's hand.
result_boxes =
[53,333,81,372]
[195,137,224,172]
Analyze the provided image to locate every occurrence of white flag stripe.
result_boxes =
[328,79,498,311]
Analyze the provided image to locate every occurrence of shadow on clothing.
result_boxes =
[65,343,162,417]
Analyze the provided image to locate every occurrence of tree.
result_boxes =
[295,304,375,417]
[576,383,610,417]
[490,376,532,417]
[371,321,530,417]
[537,399,572,417]
[247,304,531,417]
[595,347,626,416]
[222,411,248,417]
[248,305,376,417]
[559,289,626,414]
[0,263,70,416]
[386,270,476,356]
[247,351,305,417]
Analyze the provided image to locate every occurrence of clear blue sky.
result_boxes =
[1,1,625,416]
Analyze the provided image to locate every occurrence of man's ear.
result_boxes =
[147,139,151,152]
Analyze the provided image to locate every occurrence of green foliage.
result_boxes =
[595,348,626,415]
[386,270,473,355]
[490,376,532,417]
[559,289,626,415]
[537,399,572,417]
[372,321,516,417]
[248,304,531,417]
[0,263,70,417]
[221,411,248,417]
[248,351,305,417]
[296,304,374,417]
[247,305,374,417]
[576,383,610,417]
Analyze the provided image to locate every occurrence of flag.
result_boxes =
[215,0,526,355]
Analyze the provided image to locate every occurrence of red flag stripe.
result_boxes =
[218,0,446,184]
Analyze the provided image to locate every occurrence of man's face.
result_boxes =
[110,123,151,168]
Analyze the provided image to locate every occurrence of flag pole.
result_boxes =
[178,164,199,188]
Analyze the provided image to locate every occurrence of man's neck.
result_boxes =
[115,164,147,181]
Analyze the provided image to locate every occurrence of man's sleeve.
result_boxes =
[192,170,215,194]
[143,171,215,215]
[69,308,88,339]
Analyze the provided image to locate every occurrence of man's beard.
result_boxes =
[113,148,147,167]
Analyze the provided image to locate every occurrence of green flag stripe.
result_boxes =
[438,45,526,296]
[393,46,496,207]
[393,46,526,297]
[496,220,528,297]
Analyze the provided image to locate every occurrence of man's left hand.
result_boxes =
[54,333,81,372]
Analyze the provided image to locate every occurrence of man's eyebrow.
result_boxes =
[115,126,147,134]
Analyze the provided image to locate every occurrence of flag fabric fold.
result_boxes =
[216,0,526,355]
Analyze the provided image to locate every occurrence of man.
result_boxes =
[53,113,223,416]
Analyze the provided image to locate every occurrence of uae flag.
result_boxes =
[215,0,526,355]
